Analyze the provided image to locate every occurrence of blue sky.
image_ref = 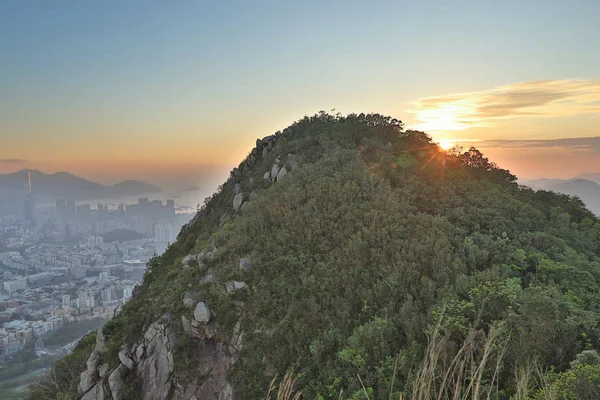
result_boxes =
[1,0,599,187]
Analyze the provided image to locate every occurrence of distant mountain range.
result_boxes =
[0,170,161,202]
[523,176,600,216]
[576,172,600,183]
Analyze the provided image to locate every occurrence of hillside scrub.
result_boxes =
[28,112,600,399]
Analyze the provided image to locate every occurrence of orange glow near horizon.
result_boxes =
[437,139,454,151]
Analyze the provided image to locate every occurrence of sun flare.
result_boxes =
[437,139,453,151]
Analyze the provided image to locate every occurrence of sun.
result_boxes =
[437,139,453,151]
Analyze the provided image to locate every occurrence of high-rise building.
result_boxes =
[23,170,34,222]
[66,200,77,221]
[23,194,33,222]
[56,199,66,220]
[76,204,92,223]
[166,199,176,218]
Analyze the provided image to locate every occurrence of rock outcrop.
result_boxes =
[194,302,211,323]
[78,329,106,397]
[72,129,295,400]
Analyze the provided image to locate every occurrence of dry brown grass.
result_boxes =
[266,371,302,400]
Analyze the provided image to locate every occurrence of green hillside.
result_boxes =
[29,112,600,399]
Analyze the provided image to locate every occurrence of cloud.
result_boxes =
[408,79,600,132]
[477,136,600,152]
[0,158,27,164]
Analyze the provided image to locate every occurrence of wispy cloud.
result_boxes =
[408,79,600,132]
[0,158,28,164]
[478,136,600,152]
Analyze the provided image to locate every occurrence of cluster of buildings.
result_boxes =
[0,196,195,358]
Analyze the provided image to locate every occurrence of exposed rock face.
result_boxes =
[200,268,215,284]
[276,166,288,182]
[239,257,252,271]
[234,183,242,194]
[224,280,247,293]
[81,383,105,400]
[181,254,196,267]
[98,363,109,379]
[270,164,280,182]
[119,348,136,370]
[108,364,127,400]
[233,193,244,210]
[78,329,106,395]
[134,318,176,400]
[171,342,238,400]
[194,302,211,323]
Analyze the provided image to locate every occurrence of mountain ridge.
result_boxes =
[29,112,600,400]
[523,177,600,215]
[0,169,161,201]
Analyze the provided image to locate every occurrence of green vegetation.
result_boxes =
[28,112,600,399]
[28,331,96,400]
[0,346,59,400]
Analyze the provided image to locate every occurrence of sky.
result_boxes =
[1,0,599,191]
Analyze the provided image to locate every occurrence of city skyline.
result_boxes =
[1,1,599,187]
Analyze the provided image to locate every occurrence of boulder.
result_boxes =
[225,281,248,293]
[135,344,145,362]
[182,254,195,267]
[234,183,242,194]
[194,302,211,323]
[81,384,105,400]
[118,348,136,370]
[233,193,244,210]
[239,257,252,271]
[276,166,288,182]
[98,363,109,379]
[270,164,280,182]
[204,248,217,261]
[108,364,128,400]
[200,268,215,284]
[263,171,270,180]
